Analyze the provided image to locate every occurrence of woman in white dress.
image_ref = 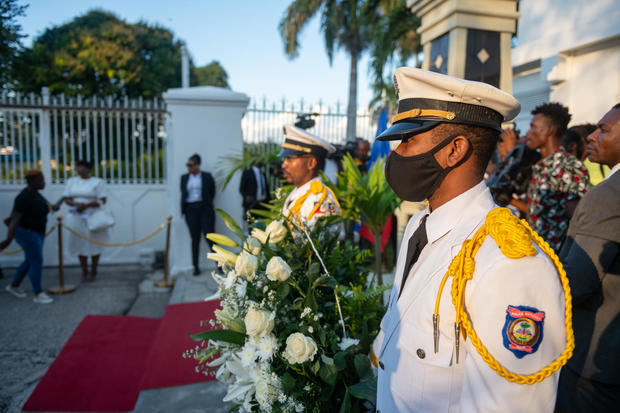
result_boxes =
[63,160,110,282]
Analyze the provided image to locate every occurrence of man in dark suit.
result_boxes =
[239,161,270,219]
[181,154,215,275]
[557,103,620,412]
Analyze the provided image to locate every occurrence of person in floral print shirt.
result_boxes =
[510,102,590,252]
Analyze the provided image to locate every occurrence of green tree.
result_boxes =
[330,153,401,287]
[367,0,421,114]
[194,60,230,88]
[0,0,27,87]
[11,9,188,98]
[279,0,380,142]
[279,1,420,139]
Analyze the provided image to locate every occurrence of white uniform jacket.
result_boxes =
[373,181,566,412]
[282,177,341,229]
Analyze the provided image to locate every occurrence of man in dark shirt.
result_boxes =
[1,170,56,304]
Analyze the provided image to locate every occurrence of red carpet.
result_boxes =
[23,300,221,412]
[140,300,220,390]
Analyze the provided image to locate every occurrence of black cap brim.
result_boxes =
[376,120,440,141]
[278,148,305,158]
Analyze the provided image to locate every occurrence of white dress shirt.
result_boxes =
[604,163,620,180]
[186,173,202,203]
[373,181,566,412]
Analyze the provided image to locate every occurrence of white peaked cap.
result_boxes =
[377,67,521,141]
[279,125,335,158]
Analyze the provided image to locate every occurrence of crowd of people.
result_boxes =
[1,65,618,412]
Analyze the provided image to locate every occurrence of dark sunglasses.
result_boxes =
[186,163,195,168]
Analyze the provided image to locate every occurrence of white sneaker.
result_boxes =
[5,284,27,298]
[33,292,53,304]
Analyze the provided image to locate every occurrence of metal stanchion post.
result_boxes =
[49,216,76,294]
[155,215,174,288]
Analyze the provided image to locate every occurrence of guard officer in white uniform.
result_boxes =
[279,125,341,229]
[371,68,574,412]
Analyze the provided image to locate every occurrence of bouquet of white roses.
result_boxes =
[185,209,387,413]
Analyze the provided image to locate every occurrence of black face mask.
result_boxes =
[385,134,459,202]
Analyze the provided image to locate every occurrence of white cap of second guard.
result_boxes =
[377,67,521,141]
[279,125,336,159]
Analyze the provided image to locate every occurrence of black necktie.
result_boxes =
[398,215,428,299]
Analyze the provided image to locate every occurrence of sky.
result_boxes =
[17,0,376,110]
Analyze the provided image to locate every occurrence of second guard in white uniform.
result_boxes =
[371,68,574,412]
[279,125,341,229]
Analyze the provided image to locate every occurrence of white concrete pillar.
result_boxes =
[163,87,249,276]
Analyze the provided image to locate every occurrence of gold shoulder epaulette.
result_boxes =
[432,207,574,384]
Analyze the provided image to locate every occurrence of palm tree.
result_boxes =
[367,0,421,115]
[279,0,379,142]
[280,1,421,138]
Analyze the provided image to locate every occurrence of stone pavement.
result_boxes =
[0,264,229,413]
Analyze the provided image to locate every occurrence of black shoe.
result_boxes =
[193,268,201,276]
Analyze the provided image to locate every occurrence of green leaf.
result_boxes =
[334,351,348,371]
[321,354,334,366]
[319,362,338,387]
[281,372,296,393]
[276,282,290,300]
[349,378,377,403]
[311,360,321,375]
[216,208,244,241]
[339,388,351,413]
[354,354,373,379]
[188,329,246,346]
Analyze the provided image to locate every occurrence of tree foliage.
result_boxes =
[279,0,420,132]
[11,9,230,98]
[367,0,421,113]
[279,0,381,141]
[0,0,27,86]
[194,60,229,88]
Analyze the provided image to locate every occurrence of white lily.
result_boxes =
[206,232,239,248]
[207,245,238,267]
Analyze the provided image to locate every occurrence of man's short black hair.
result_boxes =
[561,128,585,159]
[613,103,620,110]
[432,123,500,178]
[189,153,201,165]
[531,102,572,138]
[77,159,94,170]
[312,156,325,176]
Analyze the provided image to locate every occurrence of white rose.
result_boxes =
[283,333,317,364]
[235,251,258,280]
[255,379,271,403]
[244,236,262,255]
[244,308,275,338]
[265,220,287,243]
[265,256,292,282]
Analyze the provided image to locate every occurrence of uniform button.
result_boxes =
[416,348,426,359]
[378,361,385,370]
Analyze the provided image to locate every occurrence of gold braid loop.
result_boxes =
[435,207,574,384]
[486,208,537,259]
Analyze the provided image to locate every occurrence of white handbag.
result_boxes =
[86,207,115,232]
